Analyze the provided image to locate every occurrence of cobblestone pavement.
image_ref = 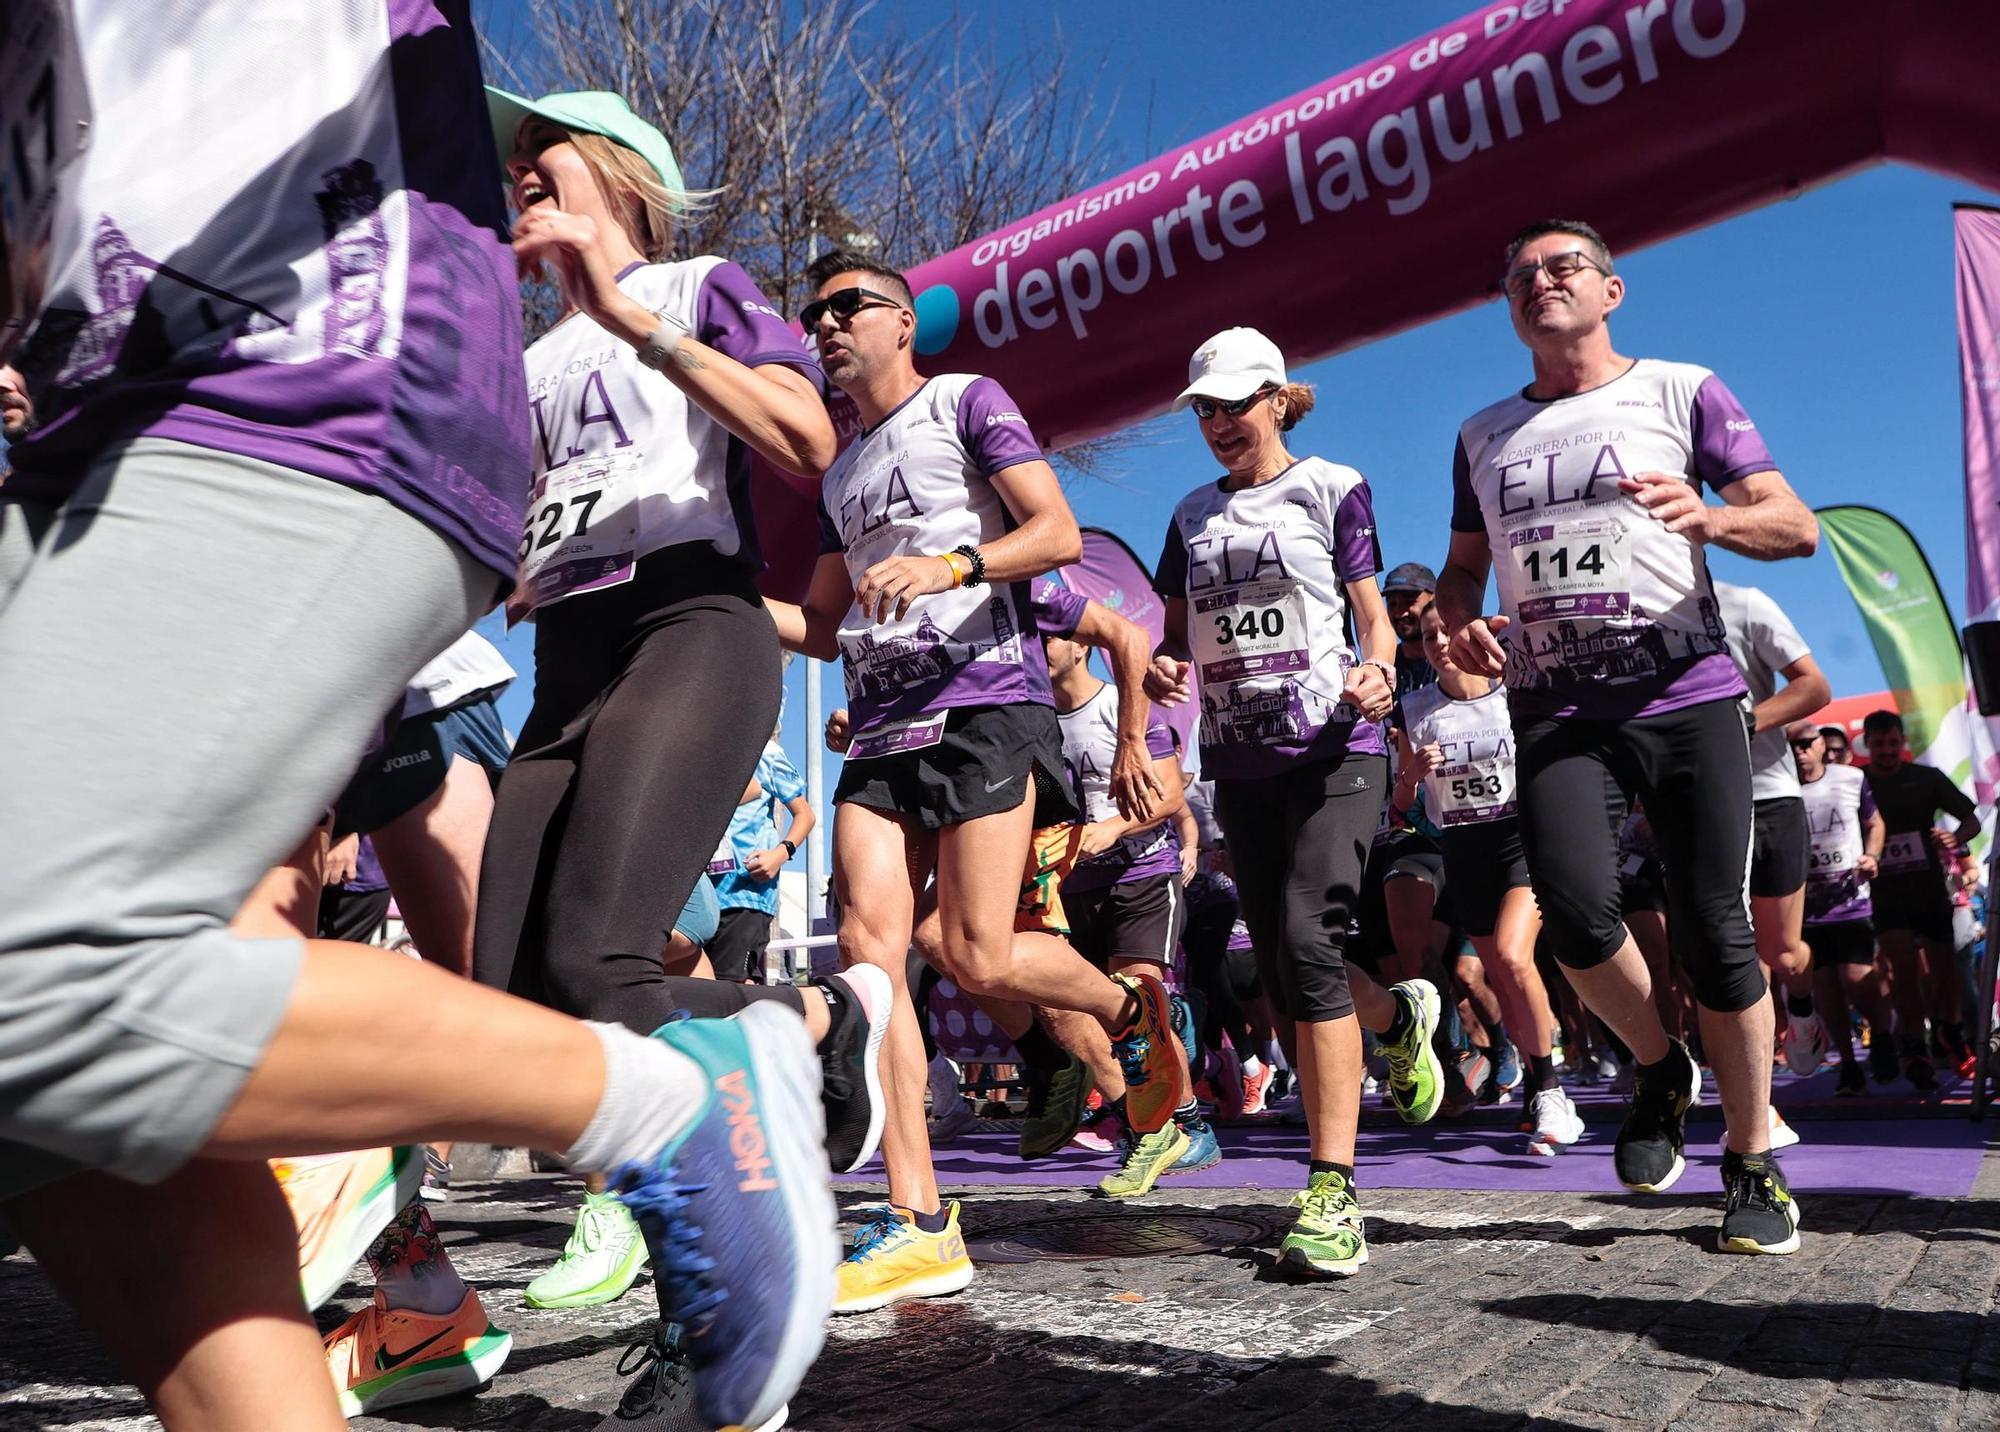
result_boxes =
[6,1161,2000,1431]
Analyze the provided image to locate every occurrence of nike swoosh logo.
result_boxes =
[984,775,1016,792]
[377,1327,452,1371]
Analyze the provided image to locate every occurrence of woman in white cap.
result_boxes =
[473,89,888,1419]
[1145,327,1442,1278]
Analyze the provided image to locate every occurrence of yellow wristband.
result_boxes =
[941,552,970,588]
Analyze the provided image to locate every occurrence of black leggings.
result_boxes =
[473,544,801,1031]
[1514,696,1764,1014]
[1183,891,1260,1054]
[1212,751,1387,1022]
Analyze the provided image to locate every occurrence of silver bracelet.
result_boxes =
[636,311,691,371]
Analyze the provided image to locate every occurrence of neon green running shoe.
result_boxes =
[1382,979,1444,1126]
[1020,1054,1094,1161]
[1280,1169,1368,1277]
[523,1191,649,1309]
[1096,1121,1191,1199]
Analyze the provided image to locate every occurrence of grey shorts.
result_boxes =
[0,439,491,1200]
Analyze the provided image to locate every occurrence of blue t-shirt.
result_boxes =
[708,747,807,914]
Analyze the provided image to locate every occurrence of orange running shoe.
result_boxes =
[323,1286,512,1418]
[1110,972,1190,1134]
[276,1147,421,1311]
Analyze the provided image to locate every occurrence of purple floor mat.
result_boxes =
[844,1069,1993,1199]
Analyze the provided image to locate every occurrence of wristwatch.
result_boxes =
[779,839,798,859]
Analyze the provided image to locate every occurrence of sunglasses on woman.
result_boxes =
[799,286,905,330]
[1190,386,1276,421]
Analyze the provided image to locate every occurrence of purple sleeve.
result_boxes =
[696,261,827,389]
[1688,374,1777,488]
[1154,518,1187,600]
[1450,436,1484,533]
[817,498,843,555]
[955,377,1043,477]
[1858,782,1877,823]
[1031,576,1088,637]
[1333,481,1383,584]
[1144,710,1178,760]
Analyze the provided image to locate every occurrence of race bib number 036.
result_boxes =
[1507,515,1631,623]
[1,0,90,360]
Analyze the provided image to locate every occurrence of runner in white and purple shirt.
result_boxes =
[772,249,1185,1310]
[1145,325,1439,1280]
[1438,219,1821,1253]
[1788,719,1890,1095]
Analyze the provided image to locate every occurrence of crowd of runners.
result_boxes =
[0,7,1990,1432]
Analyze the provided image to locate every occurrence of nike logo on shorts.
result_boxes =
[985,775,1017,793]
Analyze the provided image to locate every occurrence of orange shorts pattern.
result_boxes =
[1017,823,1082,935]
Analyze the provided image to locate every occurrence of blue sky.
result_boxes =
[478,1,1997,778]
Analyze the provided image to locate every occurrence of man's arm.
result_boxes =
[1438,528,1506,676]
[1621,469,1818,560]
[766,552,853,660]
[1754,652,1831,734]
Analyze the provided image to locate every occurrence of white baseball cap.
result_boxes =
[1172,327,1289,411]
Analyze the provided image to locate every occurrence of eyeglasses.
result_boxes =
[1501,250,1611,300]
[1790,736,1821,751]
[799,286,905,330]
[1190,386,1276,421]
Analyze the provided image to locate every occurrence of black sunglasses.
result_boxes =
[1790,736,1821,751]
[800,286,905,330]
[1190,386,1276,422]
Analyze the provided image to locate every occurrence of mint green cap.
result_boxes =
[485,87,685,195]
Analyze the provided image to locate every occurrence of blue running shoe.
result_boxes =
[1495,1042,1523,1094]
[1166,1119,1222,1175]
[608,1003,836,1432]
[1170,992,1201,1069]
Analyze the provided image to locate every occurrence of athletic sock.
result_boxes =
[906,1205,951,1234]
[1528,1052,1559,1093]
[1785,994,1815,1019]
[367,1203,467,1316]
[1241,1054,1264,1080]
[1172,1098,1201,1129]
[1012,1020,1069,1073]
[1308,1159,1355,1187]
[562,1022,706,1174]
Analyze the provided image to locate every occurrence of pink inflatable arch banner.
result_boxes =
[756,0,2000,596]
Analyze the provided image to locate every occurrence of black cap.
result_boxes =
[1382,562,1437,595]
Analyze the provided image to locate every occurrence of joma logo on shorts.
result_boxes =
[715,1069,778,1192]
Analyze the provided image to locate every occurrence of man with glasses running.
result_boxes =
[1439,220,1819,1256]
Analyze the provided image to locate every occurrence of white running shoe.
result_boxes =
[1782,1014,1830,1077]
[1525,1087,1585,1156]
[1717,1104,1801,1156]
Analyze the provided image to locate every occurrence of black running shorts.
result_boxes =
[1805,918,1875,970]
[1439,818,1532,938]
[1749,796,1808,899]
[835,703,1077,832]
[1064,871,1187,968]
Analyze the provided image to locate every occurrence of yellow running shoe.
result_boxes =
[832,1203,974,1314]
[323,1286,513,1418]
[276,1147,421,1312]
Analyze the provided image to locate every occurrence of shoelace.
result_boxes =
[608,1163,724,1326]
[1296,1177,1354,1225]
[1725,1161,1784,1216]
[568,1197,620,1255]
[612,1326,691,1416]
[846,1213,902,1263]
[1113,1020,1155,1090]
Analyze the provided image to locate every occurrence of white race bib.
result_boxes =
[1806,843,1852,882]
[516,450,644,614]
[1434,759,1516,826]
[1879,830,1929,875]
[1193,579,1311,683]
[1507,514,1632,623]
[1618,850,1648,880]
[1,0,91,359]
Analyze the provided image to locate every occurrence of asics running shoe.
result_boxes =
[1166,1119,1222,1175]
[524,1191,649,1310]
[1096,1122,1192,1199]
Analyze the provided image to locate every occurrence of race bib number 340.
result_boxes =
[1193,580,1310,685]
